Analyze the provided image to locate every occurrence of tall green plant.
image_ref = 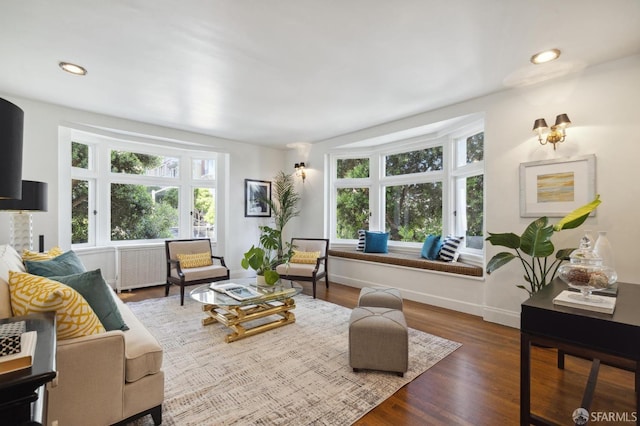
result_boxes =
[262,171,301,259]
[486,195,601,295]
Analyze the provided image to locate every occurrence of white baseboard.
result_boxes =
[331,272,485,317]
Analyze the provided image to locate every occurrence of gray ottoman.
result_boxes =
[349,306,408,376]
[358,287,403,311]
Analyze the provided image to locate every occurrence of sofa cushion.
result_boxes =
[0,245,26,319]
[24,250,86,277]
[276,262,324,277]
[113,295,163,382]
[21,246,64,261]
[49,269,129,331]
[170,264,228,281]
[9,271,105,340]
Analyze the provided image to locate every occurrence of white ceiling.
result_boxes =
[0,1,639,149]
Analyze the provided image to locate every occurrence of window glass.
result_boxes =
[72,142,89,169]
[111,184,179,240]
[385,182,442,242]
[192,159,215,180]
[71,179,89,244]
[457,132,484,167]
[336,187,369,239]
[385,147,442,176]
[464,175,484,249]
[193,187,215,238]
[337,158,369,179]
[111,150,179,177]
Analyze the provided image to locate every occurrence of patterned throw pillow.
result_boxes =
[438,236,464,262]
[356,230,366,251]
[176,252,213,268]
[9,271,105,340]
[22,246,64,261]
[290,251,321,264]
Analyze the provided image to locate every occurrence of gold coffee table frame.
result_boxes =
[189,279,303,343]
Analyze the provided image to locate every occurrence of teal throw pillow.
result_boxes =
[49,269,129,331]
[421,235,442,260]
[364,231,389,253]
[24,250,86,277]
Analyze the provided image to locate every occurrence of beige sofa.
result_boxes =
[0,245,164,426]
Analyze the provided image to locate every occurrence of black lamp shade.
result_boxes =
[554,113,571,127]
[0,98,24,200]
[532,118,548,132]
[0,180,47,211]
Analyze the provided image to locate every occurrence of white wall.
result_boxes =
[0,94,288,278]
[3,54,639,327]
[291,54,640,327]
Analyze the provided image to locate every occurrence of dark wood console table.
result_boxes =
[521,278,640,425]
[0,312,57,425]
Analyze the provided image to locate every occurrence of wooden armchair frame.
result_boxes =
[276,238,329,298]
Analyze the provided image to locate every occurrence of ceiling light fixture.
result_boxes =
[59,61,87,76]
[530,49,561,65]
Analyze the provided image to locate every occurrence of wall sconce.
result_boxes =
[0,98,24,200]
[532,114,571,150]
[294,162,306,182]
[0,180,48,252]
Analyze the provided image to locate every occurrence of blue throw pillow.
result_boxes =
[49,269,129,331]
[421,235,442,260]
[364,231,389,253]
[24,250,86,277]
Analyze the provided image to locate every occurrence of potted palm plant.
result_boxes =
[263,171,301,261]
[486,195,601,295]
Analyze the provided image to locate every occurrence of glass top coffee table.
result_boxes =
[190,278,303,343]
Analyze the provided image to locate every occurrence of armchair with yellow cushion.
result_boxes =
[275,238,329,298]
[165,238,230,305]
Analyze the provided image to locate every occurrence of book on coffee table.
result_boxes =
[209,283,261,301]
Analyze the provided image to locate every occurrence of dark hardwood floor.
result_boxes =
[119,281,636,425]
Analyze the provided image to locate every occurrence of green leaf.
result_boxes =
[555,248,575,260]
[264,270,280,285]
[520,217,554,258]
[485,232,520,249]
[486,252,516,273]
[553,195,601,231]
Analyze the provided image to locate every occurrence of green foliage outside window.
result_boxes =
[71,143,216,243]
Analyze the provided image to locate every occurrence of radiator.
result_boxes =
[116,244,166,291]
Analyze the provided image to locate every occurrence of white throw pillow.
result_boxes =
[0,245,27,318]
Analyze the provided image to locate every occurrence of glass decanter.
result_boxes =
[558,234,617,301]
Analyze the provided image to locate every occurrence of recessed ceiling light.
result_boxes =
[530,49,561,65]
[59,61,87,76]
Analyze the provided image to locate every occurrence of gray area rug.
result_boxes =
[127,293,461,426]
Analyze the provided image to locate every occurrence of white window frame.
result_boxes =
[59,127,219,248]
[329,118,484,261]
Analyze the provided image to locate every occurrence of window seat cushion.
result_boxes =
[328,249,483,277]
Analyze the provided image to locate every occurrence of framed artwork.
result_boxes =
[519,154,596,217]
[244,179,271,217]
